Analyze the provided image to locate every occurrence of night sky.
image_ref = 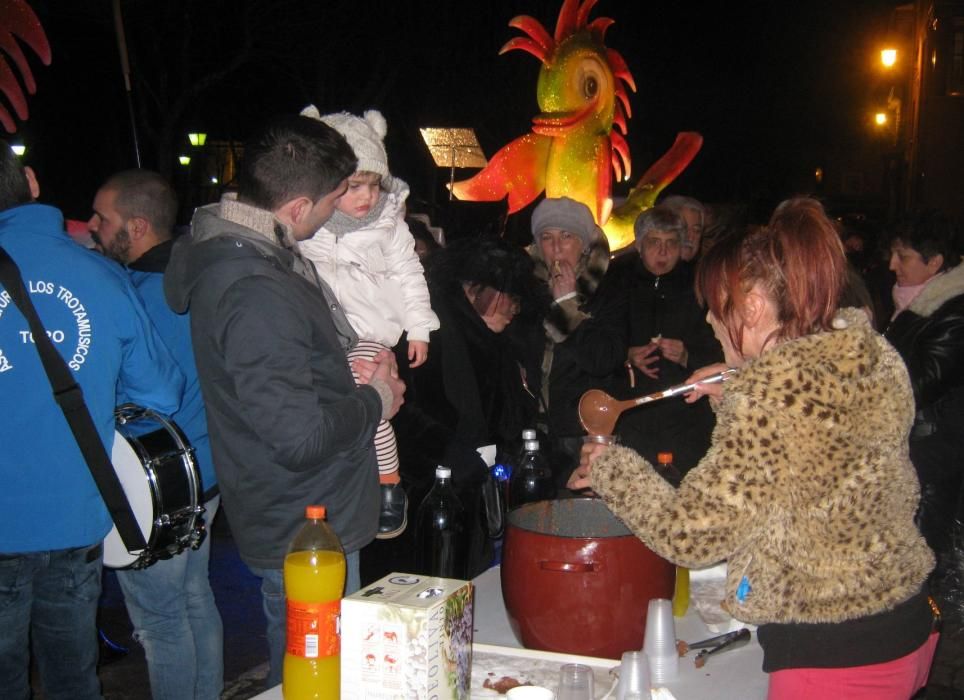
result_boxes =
[9,0,897,230]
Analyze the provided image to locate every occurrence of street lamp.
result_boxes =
[874,112,888,126]
[178,155,191,166]
[881,48,897,69]
[10,143,26,157]
[188,132,207,147]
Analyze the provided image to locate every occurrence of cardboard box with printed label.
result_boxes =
[341,573,473,700]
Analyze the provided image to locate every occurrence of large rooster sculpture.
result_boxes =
[451,0,701,251]
[0,0,51,133]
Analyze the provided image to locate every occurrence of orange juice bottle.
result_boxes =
[283,505,345,700]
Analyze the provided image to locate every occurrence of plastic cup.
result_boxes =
[642,598,678,684]
[558,663,594,700]
[582,434,620,446]
[507,686,556,700]
[616,651,651,700]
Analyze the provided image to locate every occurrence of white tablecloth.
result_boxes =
[252,565,768,699]
[472,566,767,699]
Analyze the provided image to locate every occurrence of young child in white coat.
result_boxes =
[299,106,439,538]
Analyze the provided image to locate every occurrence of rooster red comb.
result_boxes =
[0,0,52,133]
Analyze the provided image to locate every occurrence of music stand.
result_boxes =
[419,128,487,200]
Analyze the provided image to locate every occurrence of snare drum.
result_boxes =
[103,404,204,569]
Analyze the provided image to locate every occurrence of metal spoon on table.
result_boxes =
[693,628,752,668]
[578,368,736,436]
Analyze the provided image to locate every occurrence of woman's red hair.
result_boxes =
[696,198,846,356]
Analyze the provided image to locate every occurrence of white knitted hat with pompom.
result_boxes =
[300,105,389,180]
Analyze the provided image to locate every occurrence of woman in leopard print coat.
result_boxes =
[570,198,937,699]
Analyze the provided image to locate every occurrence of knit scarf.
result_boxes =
[218,194,320,289]
[324,191,388,236]
[891,274,943,321]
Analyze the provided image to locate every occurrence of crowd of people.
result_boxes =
[1,102,962,699]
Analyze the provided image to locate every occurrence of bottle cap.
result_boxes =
[305,505,326,519]
[436,466,452,478]
[657,452,673,464]
[522,429,537,441]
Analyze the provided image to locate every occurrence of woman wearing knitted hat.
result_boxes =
[525,197,628,486]
[299,106,439,539]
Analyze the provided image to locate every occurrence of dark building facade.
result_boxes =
[892,1,964,217]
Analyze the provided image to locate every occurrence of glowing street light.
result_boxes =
[874,112,888,126]
[188,132,207,147]
[10,143,26,157]
[881,48,897,68]
[178,155,191,166]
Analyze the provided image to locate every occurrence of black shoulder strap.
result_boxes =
[0,245,147,552]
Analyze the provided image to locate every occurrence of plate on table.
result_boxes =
[471,643,617,699]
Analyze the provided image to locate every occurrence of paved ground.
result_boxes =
[95,512,272,700]
[33,512,964,698]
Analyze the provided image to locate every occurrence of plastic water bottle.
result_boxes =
[508,432,556,508]
[283,505,345,700]
[415,467,467,578]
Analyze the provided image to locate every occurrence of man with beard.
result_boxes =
[88,170,223,700]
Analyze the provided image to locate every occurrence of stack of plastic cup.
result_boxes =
[616,651,651,700]
[642,598,678,684]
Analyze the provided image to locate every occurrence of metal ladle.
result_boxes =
[578,369,736,436]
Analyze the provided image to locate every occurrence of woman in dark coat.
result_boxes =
[524,197,627,486]
[606,205,723,474]
[361,237,544,583]
[883,211,964,589]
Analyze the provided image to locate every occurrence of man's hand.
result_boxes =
[627,342,660,379]
[408,340,429,368]
[353,350,405,419]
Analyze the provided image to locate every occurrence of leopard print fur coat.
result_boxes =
[591,308,935,625]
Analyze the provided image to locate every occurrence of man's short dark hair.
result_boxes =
[888,210,962,272]
[237,115,357,211]
[102,169,178,235]
[0,141,33,212]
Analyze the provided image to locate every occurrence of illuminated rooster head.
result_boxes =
[500,0,636,181]
[451,0,700,251]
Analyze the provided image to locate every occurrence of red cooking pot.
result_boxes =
[501,497,675,659]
